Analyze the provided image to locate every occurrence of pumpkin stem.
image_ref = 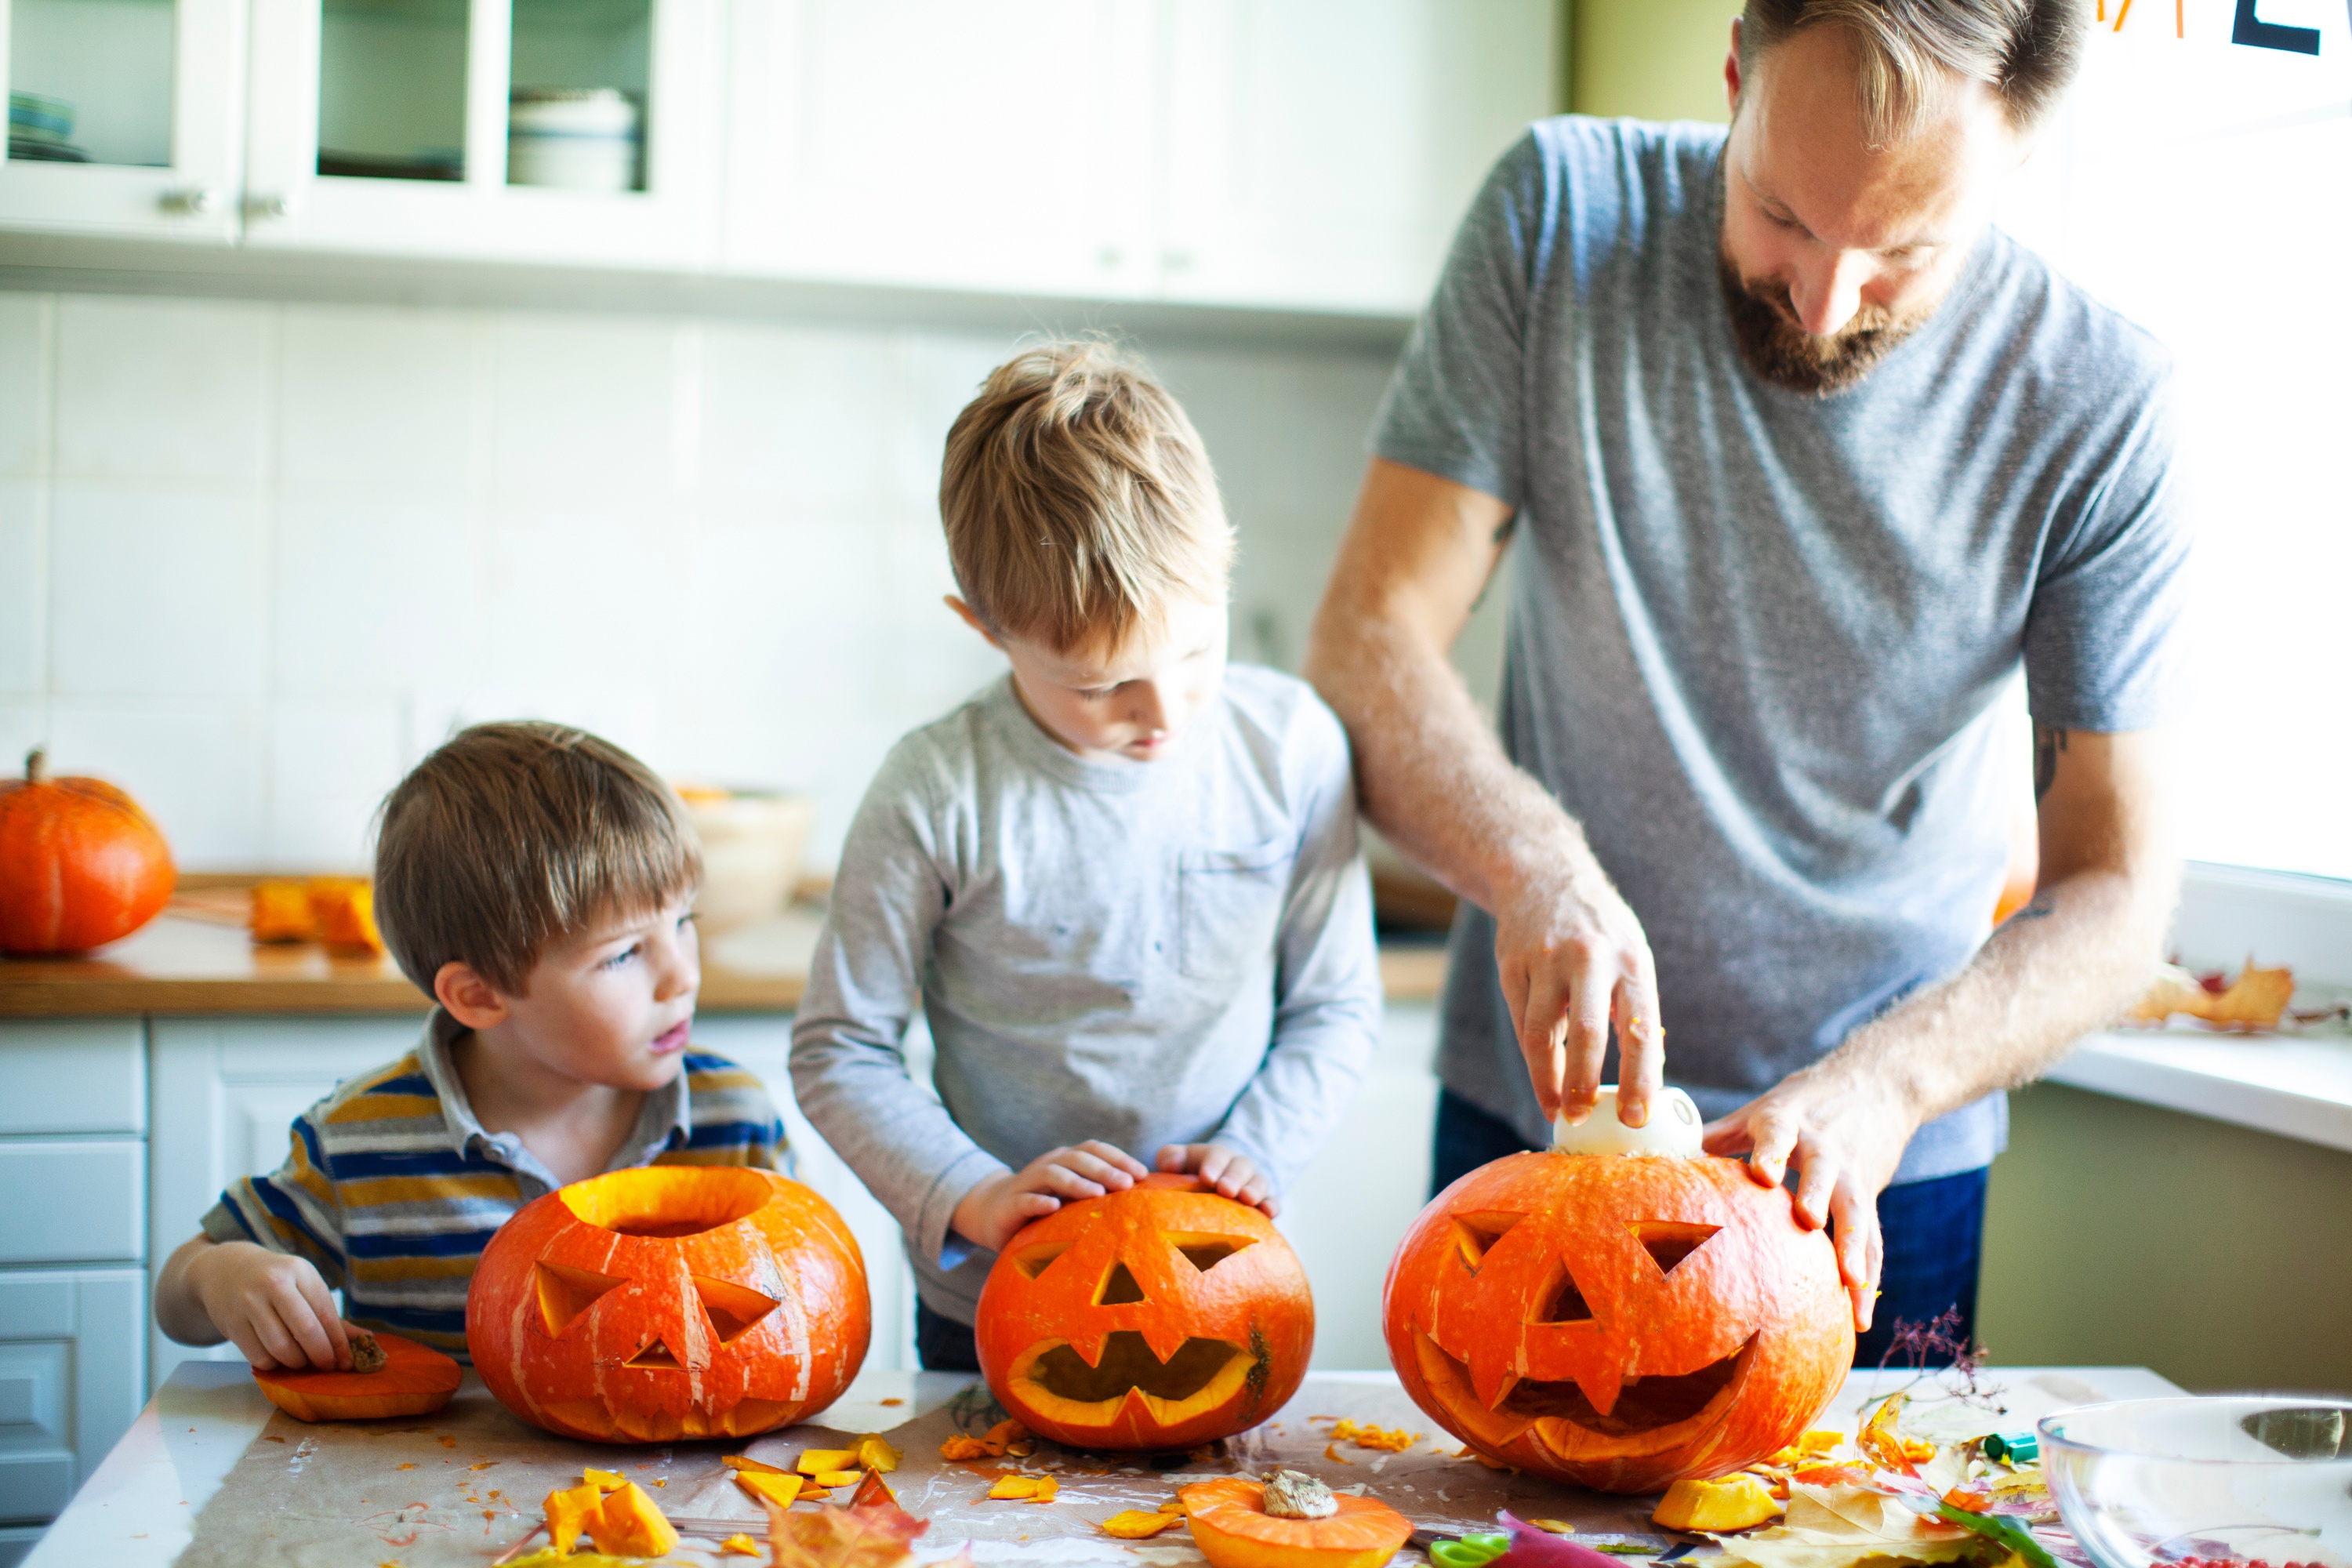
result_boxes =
[25,747,46,786]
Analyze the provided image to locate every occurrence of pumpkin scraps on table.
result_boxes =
[938,1417,1032,1461]
[1313,1416,1421,1454]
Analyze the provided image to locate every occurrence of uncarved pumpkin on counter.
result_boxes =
[0,748,174,955]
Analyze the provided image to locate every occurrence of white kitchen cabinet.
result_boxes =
[0,0,246,241]
[0,1269,145,1530]
[1160,0,1558,313]
[724,0,1160,298]
[241,0,724,266]
[144,1014,425,1391]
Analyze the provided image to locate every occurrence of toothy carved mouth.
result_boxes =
[1501,1334,1755,1436]
[1029,1331,1245,1403]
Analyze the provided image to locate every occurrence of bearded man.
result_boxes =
[1307,0,2185,1362]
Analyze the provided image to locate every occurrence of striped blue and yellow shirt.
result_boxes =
[201,1007,786,1360]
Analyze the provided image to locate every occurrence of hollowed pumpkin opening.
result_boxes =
[537,1261,627,1336]
[694,1276,780,1343]
[1450,1210,1526,1271]
[1011,1242,1071,1280]
[1628,1221,1719,1277]
[1501,1334,1755,1435]
[1027,1330,1245,1404]
[1095,1262,1148,1305]
[1167,1235,1254,1272]
[1528,1261,1594,1324]
[557,1166,774,1237]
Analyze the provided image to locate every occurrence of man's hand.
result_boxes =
[1494,867,1664,1127]
[952,1141,1150,1254]
[1155,1143,1278,1216]
[181,1238,353,1370]
[1703,1067,1916,1331]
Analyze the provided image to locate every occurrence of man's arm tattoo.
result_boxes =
[2034,724,2068,801]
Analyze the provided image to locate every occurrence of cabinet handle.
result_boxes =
[160,185,222,216]
[245,192,294,220]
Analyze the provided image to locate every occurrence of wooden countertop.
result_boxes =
[0,897,1451,1018]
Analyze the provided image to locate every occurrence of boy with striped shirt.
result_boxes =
[153,723,785,1368]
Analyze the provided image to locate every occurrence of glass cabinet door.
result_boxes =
[243,0,719,266]
[0,0,245,240]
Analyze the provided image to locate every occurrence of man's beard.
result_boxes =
[1716,248,1922,396]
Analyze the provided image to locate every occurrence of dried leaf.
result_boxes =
[1856,1395,1916,1475]
[1099,1510,1184,1539]
[763,1479,928,1568]
[1712,1482,1977,1568]
[2130,960,2293,1031]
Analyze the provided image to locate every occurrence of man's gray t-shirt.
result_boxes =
[1373,118,2187,1181]
[790,666,1381,1319]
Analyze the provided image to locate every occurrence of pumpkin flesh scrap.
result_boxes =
[1653,1474,1780,1531]
[1180,1477,1410,1568]
[588,1480,680,1557]
[250,1331,461,1423]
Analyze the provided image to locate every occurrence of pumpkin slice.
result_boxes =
[736,1470,804,1508]
[546,1482,605,1555]
[251,1331,461,1422]
[1181,1478,1412,1568]
[1653,1474,1779,1531]
[587,1479,680,1557]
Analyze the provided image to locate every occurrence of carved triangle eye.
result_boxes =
[626,1338,685,1370]
[1094,1261,1148,1305]
[693,1275,781,1344]
[1628,1221,1720,1277]
[535,1261,628,1336]
[1528,1260,1595,1324]
[1011,1242,1072,1280]
[1450,1210,1526,1272]
[1167,1233,1256,1272]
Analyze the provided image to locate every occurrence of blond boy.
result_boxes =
[791,343,1381,1370]
[154,723,784,1369]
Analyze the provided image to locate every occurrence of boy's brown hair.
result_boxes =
[374,721,701,996]
[940,339,1232,653]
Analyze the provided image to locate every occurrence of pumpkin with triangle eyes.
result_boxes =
[467,1165,869,1443]
[1381,1132,1851,1494]
[975,1174,1314,1450]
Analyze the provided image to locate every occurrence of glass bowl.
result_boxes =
[2040,1398,2352,1568]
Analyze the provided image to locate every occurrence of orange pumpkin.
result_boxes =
[251,1332,461,1421]
[0,748,174,955]
[1180,1477,1411,1568]
[1382,1146,1851,1494]
[975,1174,1313,1451]
[466,1165,869,1443]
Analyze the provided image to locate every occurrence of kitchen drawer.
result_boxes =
[0,1023,144,1136]
[0,1145,143,1265]
[0,1270,143,1529]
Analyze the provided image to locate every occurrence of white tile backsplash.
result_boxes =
[0,294,51,477]
[49,486,268,701]
[278,305,477,494]
[5,289,1404,872]
[53,296,271,484]
[490,315,682,502]
[0,481,45,695]
[45,704,269,867]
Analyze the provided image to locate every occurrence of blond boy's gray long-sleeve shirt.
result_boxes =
[789,666,1382,1322]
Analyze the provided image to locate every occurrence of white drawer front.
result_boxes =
[0,1270,143,1530]
[0,1024,145,1136]
[0,1145,143,1265]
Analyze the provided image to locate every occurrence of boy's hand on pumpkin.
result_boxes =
[187,1240,353,1371]
[1490,861,1664,1131]
[1702,1070,1915,1333]
[1156,1143,1279,1218]
[954,1142,1151,1253]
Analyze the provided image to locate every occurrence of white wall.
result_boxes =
[0,290,1491,873]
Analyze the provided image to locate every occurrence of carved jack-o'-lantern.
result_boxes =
[467,1166,869,1443]
[1382,1092,1851,1494]
[975,1174,1313,1450]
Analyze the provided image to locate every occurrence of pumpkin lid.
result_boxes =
[1551,1085,1705,1157]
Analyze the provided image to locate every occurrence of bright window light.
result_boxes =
[1994,2,2352,881]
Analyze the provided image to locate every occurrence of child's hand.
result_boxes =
[953,1141,1151,1254]
[186,1240,353,1371]
[1156,1143,1279,1217]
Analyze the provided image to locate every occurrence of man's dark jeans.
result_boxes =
[917,1298,982,1372]
[1432,1087,1985,1368]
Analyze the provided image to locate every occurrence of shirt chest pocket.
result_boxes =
[1178,837,1294,981]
